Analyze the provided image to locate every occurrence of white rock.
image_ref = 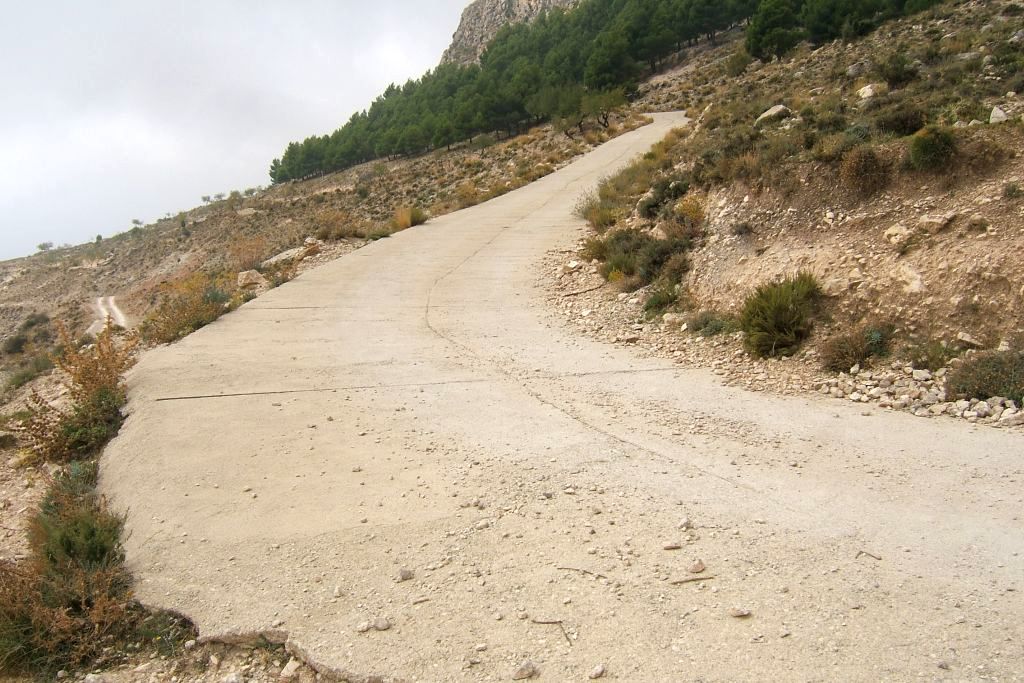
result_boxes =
[280,658,302,681]
[999,412,1024,427]
[857,84,877,99]
[912,369,932,382]
[589,663,608,679]
[956,331,984,348]
[990,106,1009,124]
[755,105,792,126]
[237,270,269,290]
[262,247,305,268]
[512,660,539,680]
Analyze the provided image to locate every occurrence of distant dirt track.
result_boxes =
[101,113,1023,681]
[87,296,127,335]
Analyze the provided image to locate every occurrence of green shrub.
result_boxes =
[3,334,28,355]
[874,52,918,88]
[6,354,55,390]
[52,388,125,460]
[726,50,753,77]
[839,146,890,196]
[1003,182,1022,199]
[577,192,617,231]
[644,283,678,316]
[141,272,236,344]
[906,337,958,371]
[593,230,692,291]
[740,272,822,358]
[812,132,860,162]
[908,126,956,171]
[0,462,134,675]
[946,350,1024,405]
[820,321,894,372]
[659,252,691,284]
[873,104,926,137]
[688,310,737,337]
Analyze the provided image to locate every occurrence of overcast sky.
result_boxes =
[0,0,468,261]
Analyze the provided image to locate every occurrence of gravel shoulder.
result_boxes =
[100,113,1023,682]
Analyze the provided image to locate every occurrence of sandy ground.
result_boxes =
[100,114,1023,682]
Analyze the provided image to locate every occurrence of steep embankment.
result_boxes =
[554,0,1024,427]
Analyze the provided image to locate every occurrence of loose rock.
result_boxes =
[512,660,539,680]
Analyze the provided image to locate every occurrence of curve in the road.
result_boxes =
[101,114,1023,681]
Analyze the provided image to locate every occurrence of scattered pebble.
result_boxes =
[512,659,539,680]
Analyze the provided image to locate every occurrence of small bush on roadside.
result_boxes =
[908,125,956,170]
[1003,182,1022,199]
[391,206,428,230]
[840,146,890,195]
[0,461,134,675]
[946,350,1024,405]
[141,273,235,344]
[643,283,678,316]
[24,324,135,462]
[688,310,737,337]
[740,272,822,358]
[593,230,692,291]
[577,191,617,231]
[456,181,479,208]
[906,337,958,371]
[227,237,268,272]
[659,252,691,284]
[820,321,895,372]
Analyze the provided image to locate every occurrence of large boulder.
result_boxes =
[990,106,1009,124]
[237,270,269,291]
[755,105,792,127]
[261,247,304,269]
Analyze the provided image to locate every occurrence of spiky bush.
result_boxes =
[840,146,890,196]
[688,310,737,337]
[908,126,956,171]
[740,272,822,358]
[820,321,894,372]
[391,206,428,230]
[0,463,133,675]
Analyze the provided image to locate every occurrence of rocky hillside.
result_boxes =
[441,0,579,65]
[551,0,1024,428]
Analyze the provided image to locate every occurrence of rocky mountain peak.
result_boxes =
[441,0,579,66]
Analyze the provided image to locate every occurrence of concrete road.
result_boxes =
[102,113,1023,682]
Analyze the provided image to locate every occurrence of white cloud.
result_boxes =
[0,0,468,259]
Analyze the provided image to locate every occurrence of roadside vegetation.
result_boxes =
[0,324,194,677]
[947,350,1024,405]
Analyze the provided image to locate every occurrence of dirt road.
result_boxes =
[102,113,1023,682]
[86,295,128,335]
